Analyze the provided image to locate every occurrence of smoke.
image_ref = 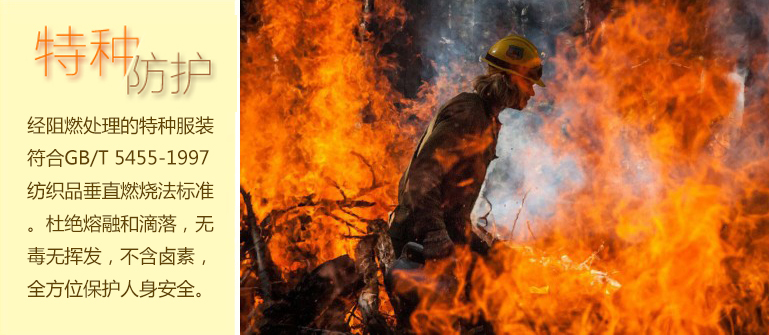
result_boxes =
[408,0,585,240]
[398,0,769,331]
[472,108,585,240]
[409,0,768,242]
[413,0,581,80]
[709,0,769,166]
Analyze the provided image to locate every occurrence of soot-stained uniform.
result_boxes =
[388,92,500,259]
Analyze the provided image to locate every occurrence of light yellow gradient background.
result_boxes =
[0,1,239,334]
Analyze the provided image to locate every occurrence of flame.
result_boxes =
[404,1,769,333]
[241,0,408,274]
[242,0,769,333]
[240,0,412,331]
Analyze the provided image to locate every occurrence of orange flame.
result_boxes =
[241,0,409,274]
[242,0,769,333]
[405,1,769,333]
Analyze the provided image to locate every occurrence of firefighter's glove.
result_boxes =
[422,229,454,260]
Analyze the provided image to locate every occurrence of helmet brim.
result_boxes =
[482,58,546,87]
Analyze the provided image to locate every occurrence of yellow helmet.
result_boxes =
[482,35,545,87]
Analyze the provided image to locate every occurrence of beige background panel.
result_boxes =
[0,1,238,334]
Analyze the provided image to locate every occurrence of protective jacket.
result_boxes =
[388,92,500,259]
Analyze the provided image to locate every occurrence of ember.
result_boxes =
[241,0,769,333]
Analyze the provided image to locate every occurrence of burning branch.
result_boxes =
[354,233,392,335]
[525,220,536,240]
[241,186,276,303]
[350,152,384,198]
[510,189,531,240]
[241,179,399,333]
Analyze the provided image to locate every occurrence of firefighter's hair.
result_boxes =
[472,67,522,110]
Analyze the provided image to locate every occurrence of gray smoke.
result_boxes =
[412,0,584,240]
[472,108,585,241]
[414,0,765,241]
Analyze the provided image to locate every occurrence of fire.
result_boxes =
[241,0,408,274]
[242,0,769,333]
[403,1,769,333]
[240,0,412,331]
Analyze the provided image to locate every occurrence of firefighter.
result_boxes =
[388,34,545,261]
[385,34,545,331]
